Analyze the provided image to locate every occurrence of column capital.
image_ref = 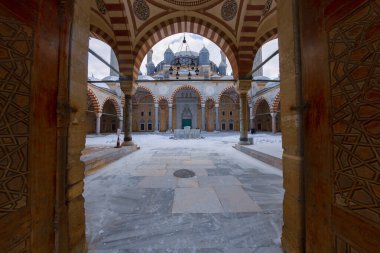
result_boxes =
[96,112,102,118]
[271,112,277,118]
[237,79,252,94]
[215,103,219,108]
[168,103,173,108]
[154,103,159,108]
[201,103,205,108]
[120,80,137,95]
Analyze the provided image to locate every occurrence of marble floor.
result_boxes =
[85,133,284,253]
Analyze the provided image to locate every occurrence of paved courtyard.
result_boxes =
[85,132,284,253]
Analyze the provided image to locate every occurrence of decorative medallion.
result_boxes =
[96,0,107,14]
[263,0,272,15]
[133,0,150,21]
[221,0,238,21]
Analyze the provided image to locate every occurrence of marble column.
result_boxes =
[122,94,134,146]
[154,103,159,132]
[96,113,102,135]
[168,103,173,131]
[201,103,205,131]
[239,92,250,145]
[249,105,254,130]
[119,117,123,132]
[271,112,277,133]
[214,104,219,131]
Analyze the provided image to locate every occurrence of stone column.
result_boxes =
[96,113,102,135]
[119,117,123,132]
[238,80,251,145]
[154,103,159,132]
[271,112,277,133]
[122,94,134,146]
[215,104,219,131]
[201,103,206,131]
[249,105,254,130]
[168,103,173,131]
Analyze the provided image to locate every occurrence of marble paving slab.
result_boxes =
[198,176,242,187]
[172,188,223,213]
[214,186,262,213]
[138,176,177,188]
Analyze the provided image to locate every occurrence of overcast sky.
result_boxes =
[88,34,279,79]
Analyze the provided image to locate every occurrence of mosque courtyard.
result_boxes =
[85,132,284,253]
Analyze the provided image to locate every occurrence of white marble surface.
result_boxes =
[85,132,284,252]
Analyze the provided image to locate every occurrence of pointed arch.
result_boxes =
[158,96,169,103]
[253,96,271,116]
[133,16,239,80]
[170,85,203,104]
[101,97,121,117]
[271,91,281,113]
[87,87,101,113]
[218,86,239,104]
[135,85,157,103]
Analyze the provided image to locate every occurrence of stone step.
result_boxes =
[233,144,282,170]
[81,146,139,176]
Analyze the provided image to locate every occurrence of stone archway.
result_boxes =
[132,87,155,132]
[101,99,119,133]
[254,99,271,132]
[133,17,239,80]
[172,87,201,129]
[218,87,240,131]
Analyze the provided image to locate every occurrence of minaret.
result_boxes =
[219,50,227,76]
[252,47,263,77]
[146,49,155,76]
[109,50,119,76]
[164,46,174,64]
[199,46,210,79]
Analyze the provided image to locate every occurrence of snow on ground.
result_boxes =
[85,131,283,176]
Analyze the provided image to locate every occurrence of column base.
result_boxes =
[122,140,136,146]
[238,140,251,145]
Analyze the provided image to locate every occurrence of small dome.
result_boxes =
[138,75,155,80]
[265,82,279,88]
[220,75,234,80]
[253,76,271,81]
[102,75,119,81]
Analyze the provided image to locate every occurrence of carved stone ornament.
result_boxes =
[133,0,150,21]
[96,0,107,14]
[221,0,238,21]
[263,0,272,15]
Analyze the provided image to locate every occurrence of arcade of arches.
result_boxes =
[0,1,379,253]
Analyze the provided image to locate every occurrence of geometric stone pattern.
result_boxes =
[329,2,380,224]
[0,15,33,218]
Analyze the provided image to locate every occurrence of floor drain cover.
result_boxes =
[173,169,195,178]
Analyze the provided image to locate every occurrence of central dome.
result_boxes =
[174,51,199,57]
